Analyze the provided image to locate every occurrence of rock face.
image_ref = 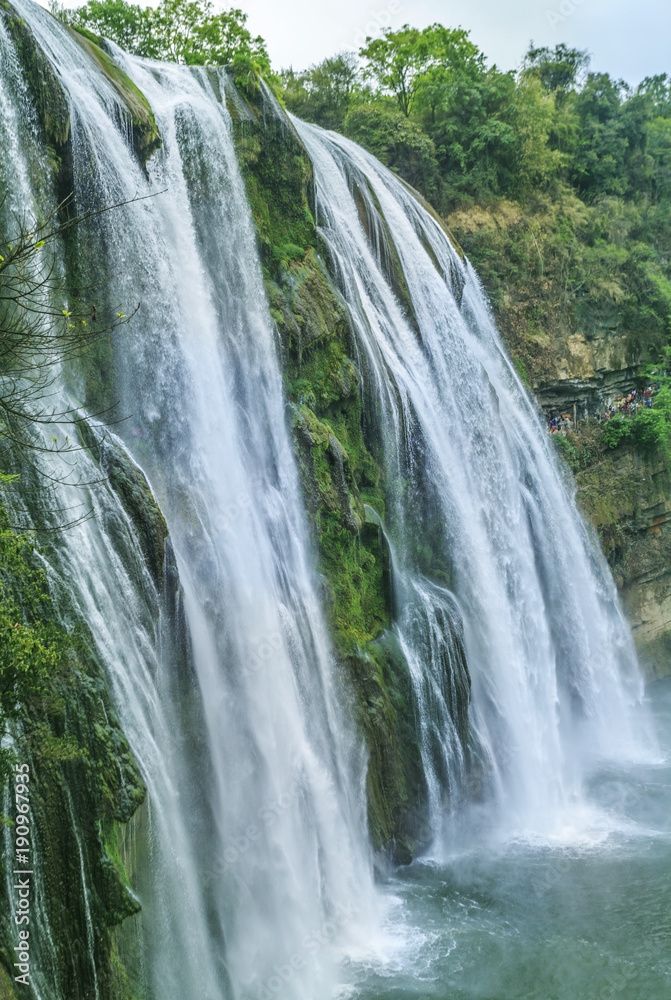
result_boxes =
[2,3,161,206]
[534,359,642,421]
[446,199,650,421]
[0,429,171,1000]
[531,320,644,422]
[576,445,671,679]
[228,81,436,861]
[448,200,671,679]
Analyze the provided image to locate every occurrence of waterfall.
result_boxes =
[1,2,657,997]
[291,117,651,841]
[3,3,378,998]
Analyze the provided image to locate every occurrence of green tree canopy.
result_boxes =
[523,43,590,94]
[282,53,360,131]
[55,0,273,81]
[359,23,482,118]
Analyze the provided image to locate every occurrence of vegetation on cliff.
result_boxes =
[227,84,431,859]
[54,4,671,390]
[282,31,671,388]
[0,61,157,993]
[52,0,277,93]
[0,483,149,998]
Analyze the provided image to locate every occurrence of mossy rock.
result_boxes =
[2,4,160,208]
[0,564,146,997]
[77,420,168,589]
[67,26,161,168]
[226,78,318,275]
[346,632,432,863]
[223,77,443,858]
[2,3,72,196]
[0,435,165,996]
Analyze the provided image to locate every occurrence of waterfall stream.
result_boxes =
[291,118,653,842]
[1,3,662,999]
[3,4,378,998]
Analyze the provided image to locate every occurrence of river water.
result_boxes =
[341,678,671,1000]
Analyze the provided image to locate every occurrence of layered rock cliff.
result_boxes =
[447,200,671,680]
[572,436,671,679]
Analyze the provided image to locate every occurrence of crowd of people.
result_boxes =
[547,384,660,435]
[548,415,572,434]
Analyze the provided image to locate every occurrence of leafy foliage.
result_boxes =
[602,415,632,450]
[524,43,590,95]
[54,0,275,89]
[0,200,136,486]
[0,508,70,721]
[344,106,440,196]
[282,53,360,131]
[276,26,671,386]
[359,24,483,119]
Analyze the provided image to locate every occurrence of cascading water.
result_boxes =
[2,3,663,998]
[291,117,652,842]
[3,3,379,998]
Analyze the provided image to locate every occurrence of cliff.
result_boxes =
[0,427,169,1000]
[448,196,652,418]
[569,433,671,679]
[225,81,437,862]
[447,200,671,681]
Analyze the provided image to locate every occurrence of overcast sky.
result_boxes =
[49,0,670,85]
[239,0,668,85]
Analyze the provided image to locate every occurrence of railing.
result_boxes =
[547,386,659,434]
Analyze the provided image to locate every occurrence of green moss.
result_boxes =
[0,582,146,995]
[3,3,72,199]
[67,27,161,167]
[227,79,434,857]
[229,86,318,276]
[346,634,431,861]
[576,450,643,555]
[0,510,77,730]
[1,4,160,211]
[0,449,163,995]
[0,963,19,1000]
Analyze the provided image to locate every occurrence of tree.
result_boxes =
[51,0,161,57]
[570,74,656,198]
[0,198,136,489]
[359,24,426,117]
[359,23,481,118]
[638,75,671,117]
[524,43,590,95]
[56,0,274,85]
[344,106,440,196]
[282,53,360,131]
[187,6,272,81]
[424,66,519,200]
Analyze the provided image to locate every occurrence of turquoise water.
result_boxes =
[344,679,671,1000]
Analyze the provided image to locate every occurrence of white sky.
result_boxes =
[47,0,670,85]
